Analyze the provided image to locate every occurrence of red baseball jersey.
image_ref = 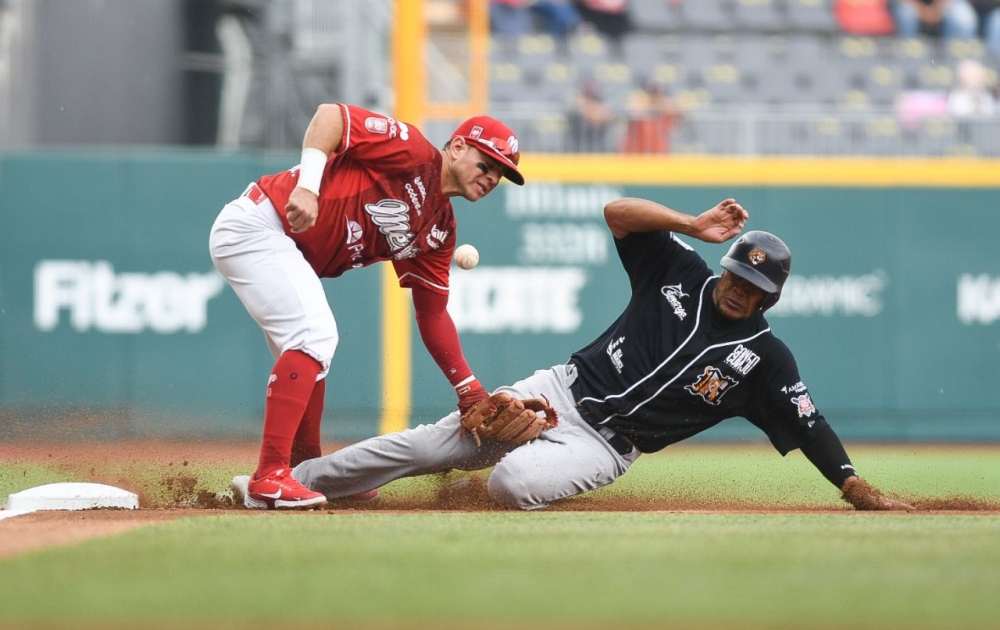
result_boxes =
[257,103,456,294]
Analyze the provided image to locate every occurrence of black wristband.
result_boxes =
[799,425,857,488]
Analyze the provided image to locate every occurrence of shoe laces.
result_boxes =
[254,467,292,483]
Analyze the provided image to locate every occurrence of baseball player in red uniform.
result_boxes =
[209,103,524,509]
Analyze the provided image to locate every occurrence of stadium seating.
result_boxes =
[483,0,1000,155]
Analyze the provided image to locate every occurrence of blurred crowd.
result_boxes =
[491,1,1000,55]
[480,0,1000,153]
[490,1,630,41]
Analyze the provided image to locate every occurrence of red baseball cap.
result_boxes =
[451,115,524,186]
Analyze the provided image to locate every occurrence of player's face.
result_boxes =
[457,145,504,201]
[712,271,767,320]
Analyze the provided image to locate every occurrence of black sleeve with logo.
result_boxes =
[740,336,829,455]
[569,230,828,454]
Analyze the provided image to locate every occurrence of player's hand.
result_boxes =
[841,476,915,511]
[286,187,320,233]
[691,198,748,243]
[457,379,489,415]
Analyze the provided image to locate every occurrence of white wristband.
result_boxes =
[454,375,477,390]
[297,147,327,195]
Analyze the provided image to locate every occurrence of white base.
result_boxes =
[5,482,139,514]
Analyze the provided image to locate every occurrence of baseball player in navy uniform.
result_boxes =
[244,196,910,511]
[211,104,523,509]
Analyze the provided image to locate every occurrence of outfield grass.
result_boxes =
[1,512,999,629]
[1,444,998,629]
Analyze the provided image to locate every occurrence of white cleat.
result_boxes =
[230,475,252,508]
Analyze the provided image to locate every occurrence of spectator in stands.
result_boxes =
[834,0,896,35]
[491,0,535,36]
[490,0,583,37]
[620,79,681,154]
[567,79,616,152]
[573,0,632,46]
[947,58,998,116]
[533,0,584,37]
[892,0,979,39]
[969,1,1000,55]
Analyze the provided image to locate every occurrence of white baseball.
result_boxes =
[454,243,480,270]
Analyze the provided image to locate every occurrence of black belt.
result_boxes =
[595,425,636,457]
[567,362,635,457]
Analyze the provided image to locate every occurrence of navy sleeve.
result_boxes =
[744,337,829,455]
[614,230,711,295]
[800,425,858,487]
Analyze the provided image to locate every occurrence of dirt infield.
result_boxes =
[2,440,999,560]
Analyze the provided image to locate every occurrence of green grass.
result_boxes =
[385,443,1000,509]
[4,443,998,508]
[1,444,999,629]
[1,513,999,629]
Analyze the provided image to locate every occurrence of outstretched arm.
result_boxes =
[603,197,748,242]
[800,426,913,511]
[411,285,488,413]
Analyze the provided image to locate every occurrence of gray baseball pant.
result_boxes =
[292,364,640,509]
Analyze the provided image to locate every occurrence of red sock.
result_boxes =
[256,350,322,478]
[290,378,325,467]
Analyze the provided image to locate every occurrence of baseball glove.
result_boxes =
[460,392,558,447]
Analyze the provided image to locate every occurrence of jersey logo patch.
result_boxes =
[781,381,807,394]
[405,177,426,215]
[365,117,388,134]
[346,218,365,268]
[386,117,409,141]
[426,225,448,250]
[606,336,625,374]
[791,393,817,418]
[724,344,760,376]
[660,284,688,320]
[346,219,363,245]
[685,366,738,405]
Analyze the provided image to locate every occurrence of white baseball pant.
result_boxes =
[208,185,338,378]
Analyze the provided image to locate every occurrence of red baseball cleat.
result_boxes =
[245,467,327,510]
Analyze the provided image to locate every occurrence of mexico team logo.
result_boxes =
[685,366,738,405]
[364,199,416,259]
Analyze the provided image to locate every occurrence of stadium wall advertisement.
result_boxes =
[1,150,997,442]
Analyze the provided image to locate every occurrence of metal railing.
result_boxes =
[0,0,27,147]
[451,104,1000,157]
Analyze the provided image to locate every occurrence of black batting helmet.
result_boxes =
[719,231,791,312]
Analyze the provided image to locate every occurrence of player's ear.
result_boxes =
[448,136,467,156]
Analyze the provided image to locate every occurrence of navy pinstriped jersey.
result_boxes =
[568,230,828,455]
